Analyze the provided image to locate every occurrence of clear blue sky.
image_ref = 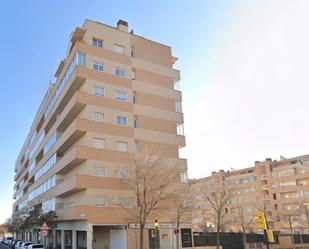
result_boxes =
[2,0,309,224]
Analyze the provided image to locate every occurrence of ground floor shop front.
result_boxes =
[16,221,193,249]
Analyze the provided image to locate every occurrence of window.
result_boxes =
[92,85,104,96]
[131,46,135,57]
[134,141,139,153]
[92,38,103,48]
[95,166,106,176]
[133,93,137,103]
[115,67,126,77]
[174,80,180,91]
[93,62,104,72]
[117,168,128,178]
[134,116,138,128]
[116,90,127,101]
[132,69,136,80]
[94,138,105,149]
[119,197,130,208]
[177,123,184,135]
[180,172,188,183]
[94,196,107,207]
[117,142,128,152]
[114,44,124,54]
[117,116,127,126]
[175,100,182,113]
[93,112,104,122]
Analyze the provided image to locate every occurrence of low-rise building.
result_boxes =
[191,155,309,233]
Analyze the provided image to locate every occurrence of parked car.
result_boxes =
[19,242,33,249]
[15,241,24,249]
[28,244,44,249]
[11,240,21,249]
[3,237,14,245]
[24,243,34,249]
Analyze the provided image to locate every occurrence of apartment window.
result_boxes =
[94,138,105,149]
[117,141,128,152]
[94,196,107,207]
[133,92,137,103]
[115,67,126,77]
[117,168,128,178]
[119,197,130,208]
[117,116,127,126]
[177,123,184,135]
[174,80,180,91]
[64,201,75,208]
[116,90,127,101]
[132,69,136,80]
[93,112,104,122]
[92,85,105,96]
[134,116,138,128]
[95,165,106,177]
[180,172,188,183]
[117,168,129,178]
[92,38,103,48]
[114,44,125,54]
[175,100,182,113]
[134,141,139,153]
[131,46,135,57]
[93,62,104,72]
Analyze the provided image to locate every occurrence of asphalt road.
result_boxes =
[0,243,10,249]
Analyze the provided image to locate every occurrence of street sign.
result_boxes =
[41,222,49,237]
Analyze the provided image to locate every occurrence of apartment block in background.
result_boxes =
[191,154,309,233]
[13,19,188,249]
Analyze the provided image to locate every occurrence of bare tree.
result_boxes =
[122,150,182,249]
[277,206,301,249]
[299,203,309,234]
[231,198,257,249]
[170,183,196,249]
[203,184,234,249]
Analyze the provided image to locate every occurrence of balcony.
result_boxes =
[55,175,129,198]
[57,205,128,224]
[135,128,185,148]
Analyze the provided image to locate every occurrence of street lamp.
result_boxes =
[153,220,159,249]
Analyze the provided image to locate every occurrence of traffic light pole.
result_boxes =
[263,229,270,249]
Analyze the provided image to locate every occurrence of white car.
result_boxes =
[4,237,14,245]
[28,244,44,249]
[15,241,24,249]
[20,242,33,249]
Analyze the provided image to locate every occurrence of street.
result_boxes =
[0,243,9,249]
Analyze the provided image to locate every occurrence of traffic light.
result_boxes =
[266,230,275,243]
[154,220,159,230]
[254,212,267,229]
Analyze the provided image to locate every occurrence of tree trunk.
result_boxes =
[289,216,295,249]
[242,226,247,249]
[216,219,220,249]
[176,215,180,249]
[305,205,309,235]
[139,225,144,249]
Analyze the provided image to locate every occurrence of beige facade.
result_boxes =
[191,154,309,233]
[13,19,188,249]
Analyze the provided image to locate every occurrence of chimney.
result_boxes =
[117,19,128,32]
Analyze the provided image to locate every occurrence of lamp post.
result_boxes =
[154,220,159,249]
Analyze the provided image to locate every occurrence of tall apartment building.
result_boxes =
[13,19,187,249]
[191,154,309,233]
